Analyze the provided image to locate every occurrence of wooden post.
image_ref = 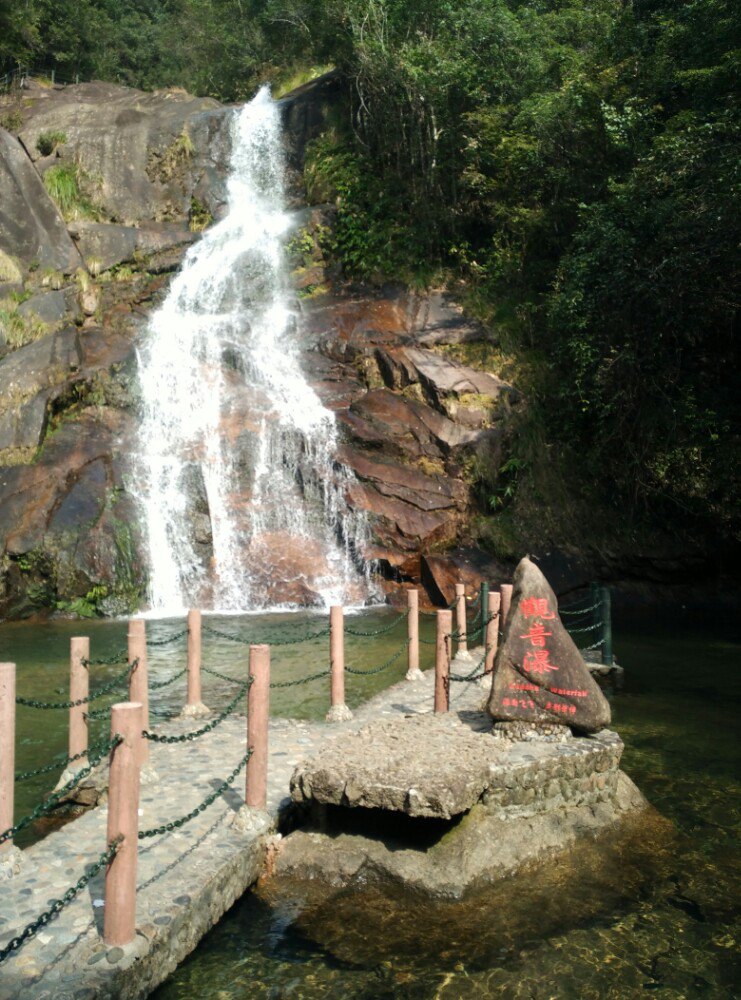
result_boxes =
[104,702,142,946]
[0,663,15,852]
[455,582,468,656]
[434,610,452,713]
[127,620,149,764]
[500,584,513,636]
[68,637,89,765]
[485,591,501,676]
[326,605,352,721]
[405,589,422,680]
[246,645,270,811]
[601,587,613,666]
[184,609,208,716]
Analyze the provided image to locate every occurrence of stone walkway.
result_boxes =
[0,650,488,1000]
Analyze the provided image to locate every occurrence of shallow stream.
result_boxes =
[1,609,738,998]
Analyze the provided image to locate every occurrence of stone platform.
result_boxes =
[0,649,645,996]
[0,650,489,999]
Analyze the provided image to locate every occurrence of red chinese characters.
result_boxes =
[519,622,552,647]
[502,697,536,709]
[546,701,577,715]
[523,648,558,674]
[521,598,555,620]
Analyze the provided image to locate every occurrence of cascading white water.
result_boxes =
[135,87,372,614]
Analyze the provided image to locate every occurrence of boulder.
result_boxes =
[18,82,230,226]
[291,713,503,819]
[17,289,68,327]
[339,389,483,462]
[421,550,513,608]
[0,128,81,274]
[67,220,198,273]
[487,557,611,733]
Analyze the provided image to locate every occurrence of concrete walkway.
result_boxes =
[0,651,488,1000]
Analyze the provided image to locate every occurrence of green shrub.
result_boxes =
[36,130,67,156]
[43,163,99,221]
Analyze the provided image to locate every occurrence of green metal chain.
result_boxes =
[137,751,252,838]
[14,661,135,711]
[203,623,330,646]
[143,679,251,744]
[449,652,488,683]
[559,599,601,617]
[0,836,122,964]
[565,620,603,635]
[0,737,121,846]
[345,638,410,676]
[270,668,331,689]
[82,649,128,666]
[201,664,246,684]
[448,613,496,643]
[15,736,117,783]
[149,667,187,690]
[583,638,606,651]
[148,706,180,720]
[344,609,408,637]
[147,628,189,647]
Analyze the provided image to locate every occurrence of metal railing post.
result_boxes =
[455,583,467,656]
[601,587,613,666]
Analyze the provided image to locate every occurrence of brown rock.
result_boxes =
[487,557,611,733]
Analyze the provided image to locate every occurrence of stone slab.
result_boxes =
[291,713,503,818]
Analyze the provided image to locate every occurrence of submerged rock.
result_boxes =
[280,713,653,900]
[487,557,611,733]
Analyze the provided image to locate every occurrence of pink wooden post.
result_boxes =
[69,637,89,764]
[455,583,467,655]
[405,589,422,680]
[326,605,352,721]
[185,609,207,714]
[246,644,270,811]
[104,701,142,946]
[0,663,15,852]
[500,584,513,635]
[485,592,501,676]
[434,610,452,713]
[127,620,149,764]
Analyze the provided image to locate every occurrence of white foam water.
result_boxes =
[135,87,372,614]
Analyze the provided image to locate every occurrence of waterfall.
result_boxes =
[135,87,372,614]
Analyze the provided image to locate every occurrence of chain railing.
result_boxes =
[137,751,251,839]
[14,736,115,783]
[14,661,135,711]
[0,737,121,846]
[0,836,122,964]
[147,628,189,647]
[142,679,251,744]
[345,639,410,676]
[344,610,408,638]
[203,623,330,647]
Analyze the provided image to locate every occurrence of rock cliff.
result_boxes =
[0,76,520,619]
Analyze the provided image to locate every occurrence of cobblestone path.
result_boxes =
[0,649,487,999]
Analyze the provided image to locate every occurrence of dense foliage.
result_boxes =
[2,0,738,551]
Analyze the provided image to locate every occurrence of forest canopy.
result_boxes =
[2,0,739,553]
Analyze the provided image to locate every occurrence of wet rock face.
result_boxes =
[17,82,231,226]
[0,128,82,274]
[487,557,611,733]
